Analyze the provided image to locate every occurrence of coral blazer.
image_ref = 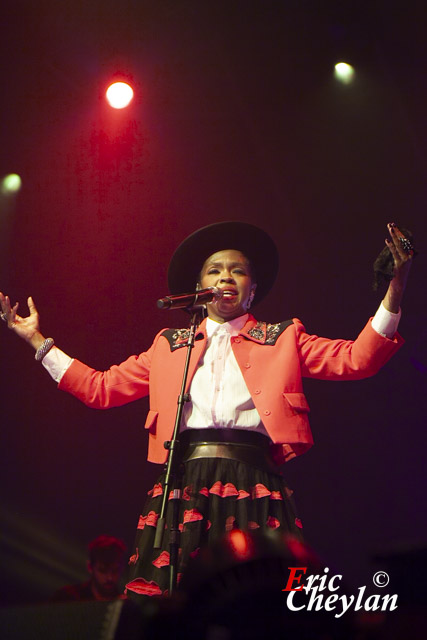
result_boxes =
[58,314,403,465]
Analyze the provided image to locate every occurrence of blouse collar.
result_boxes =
[206,313,249,338]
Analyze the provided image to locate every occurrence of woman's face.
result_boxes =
[200,249,256,323]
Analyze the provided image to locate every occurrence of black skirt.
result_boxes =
[125,429,302,599]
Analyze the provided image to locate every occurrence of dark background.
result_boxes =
[0,0,426,605]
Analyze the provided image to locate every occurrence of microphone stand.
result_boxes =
[153,306,204,595]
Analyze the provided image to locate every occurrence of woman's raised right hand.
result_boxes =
[0,293,45,348]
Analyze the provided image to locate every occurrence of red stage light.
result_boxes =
[105,82,134,109]
[228,529,253,560]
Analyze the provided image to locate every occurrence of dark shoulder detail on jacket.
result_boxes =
[160,328,204,351]
[160,328,190,351]
[247,319,294,345]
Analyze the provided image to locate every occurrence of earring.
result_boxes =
[247,292,255,310]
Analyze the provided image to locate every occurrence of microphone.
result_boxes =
[157,286,222,310]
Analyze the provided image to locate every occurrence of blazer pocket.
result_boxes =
[144,409,158,432]
[282,392,310,413]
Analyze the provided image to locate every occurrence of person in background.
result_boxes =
[51,535,126,602]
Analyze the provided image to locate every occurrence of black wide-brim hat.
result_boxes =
[168,221,279,305]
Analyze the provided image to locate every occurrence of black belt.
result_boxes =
[179,428,280,474]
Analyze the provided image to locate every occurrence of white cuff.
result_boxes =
[41,346,74,383]
[371,301,401,339]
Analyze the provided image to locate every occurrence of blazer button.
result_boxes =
[234,338,241,343]
[264,409,271,416]
[244,363,251,368]
[254,389,261,394]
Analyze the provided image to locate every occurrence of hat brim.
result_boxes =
[167,221,279,305]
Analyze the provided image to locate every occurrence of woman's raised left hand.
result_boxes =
[383,223,413,313]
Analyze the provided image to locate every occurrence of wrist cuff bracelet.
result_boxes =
[35,338,55,362]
